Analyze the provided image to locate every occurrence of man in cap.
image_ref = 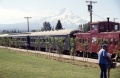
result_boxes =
[98,44,110,78]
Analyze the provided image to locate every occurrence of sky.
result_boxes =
[0,0,120,24]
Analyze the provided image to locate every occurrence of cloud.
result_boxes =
[0,7,50,24]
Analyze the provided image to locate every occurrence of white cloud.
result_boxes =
[0,7,51,24]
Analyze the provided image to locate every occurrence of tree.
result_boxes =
[81,39,89,62]
[69,36,78,64]
[35,37,41,57]
[97,38,103,51]
[78,24,83,31]
[41,22,52,31]
[44,36,50,58]
[2,37,9,49]
[55,20,63,30]
[18,38,22,51]
[14,38,18,48]
[0,37,2,46]
[83,22,90,32]
[55,37,65,61]
[31,30,37,32]
[113,41,120,62]
[2,30,9,34]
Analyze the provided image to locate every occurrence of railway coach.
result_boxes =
[0,29,80,55]
[29,29,80,54]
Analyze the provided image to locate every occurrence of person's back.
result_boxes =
[98,44,108,78]
[98,48,107,64]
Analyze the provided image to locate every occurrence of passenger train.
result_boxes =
[0,29,80,54]
[0,19,120,60]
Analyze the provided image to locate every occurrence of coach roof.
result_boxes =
[7,33,30,37]
[30,29,80,36]
[0,34,8,37]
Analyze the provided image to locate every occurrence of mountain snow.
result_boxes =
[36,8,88,29]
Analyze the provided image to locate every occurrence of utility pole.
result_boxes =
[86,1,97,23]
[114,18,118,22]
[24,17,32,32]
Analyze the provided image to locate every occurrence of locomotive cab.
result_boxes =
[90,21,120,34]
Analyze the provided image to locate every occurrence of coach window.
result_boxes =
[30,39,32,42]
[23,38,25,41]
[25,38,27,41]
[63,38,65,43]
[114,25,118,30]
[22,38,25,41]
[33,39,35,42]
[43,39,45,42]
[17,38,19,40]
[32,39,34,42]
[22,38,24,41]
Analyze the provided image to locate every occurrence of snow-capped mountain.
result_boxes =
[35,8,88,29]
[0,8,88,32]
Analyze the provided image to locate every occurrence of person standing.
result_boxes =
[106,50,112,78]
[25,42,29,51]
[98,44,110,78]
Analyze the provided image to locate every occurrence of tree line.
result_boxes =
[1,19,90,34]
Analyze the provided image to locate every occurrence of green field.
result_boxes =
[0,48,120,78]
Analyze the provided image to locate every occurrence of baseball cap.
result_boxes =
[102,44,107,48]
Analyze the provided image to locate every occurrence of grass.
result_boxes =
[0,48,120,78]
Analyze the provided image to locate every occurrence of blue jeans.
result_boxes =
[99,63,107,78]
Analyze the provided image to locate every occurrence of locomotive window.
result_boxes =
[114,39,118,45]
[92,25,97,30]
[79,39,82,43]
[92,37,97,44]
[114,25,118,30]
[84,39,87,42]
[84,39,89,43]
[83,39,84,43]
[110,39,113,45]
[100,25,104,29]
[87,39,89,43]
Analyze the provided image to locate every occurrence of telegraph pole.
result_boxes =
[24,17,32,32]
[86,1,97,23]
[114,18,118,22]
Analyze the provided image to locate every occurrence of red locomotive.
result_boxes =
[75,18,120,60]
